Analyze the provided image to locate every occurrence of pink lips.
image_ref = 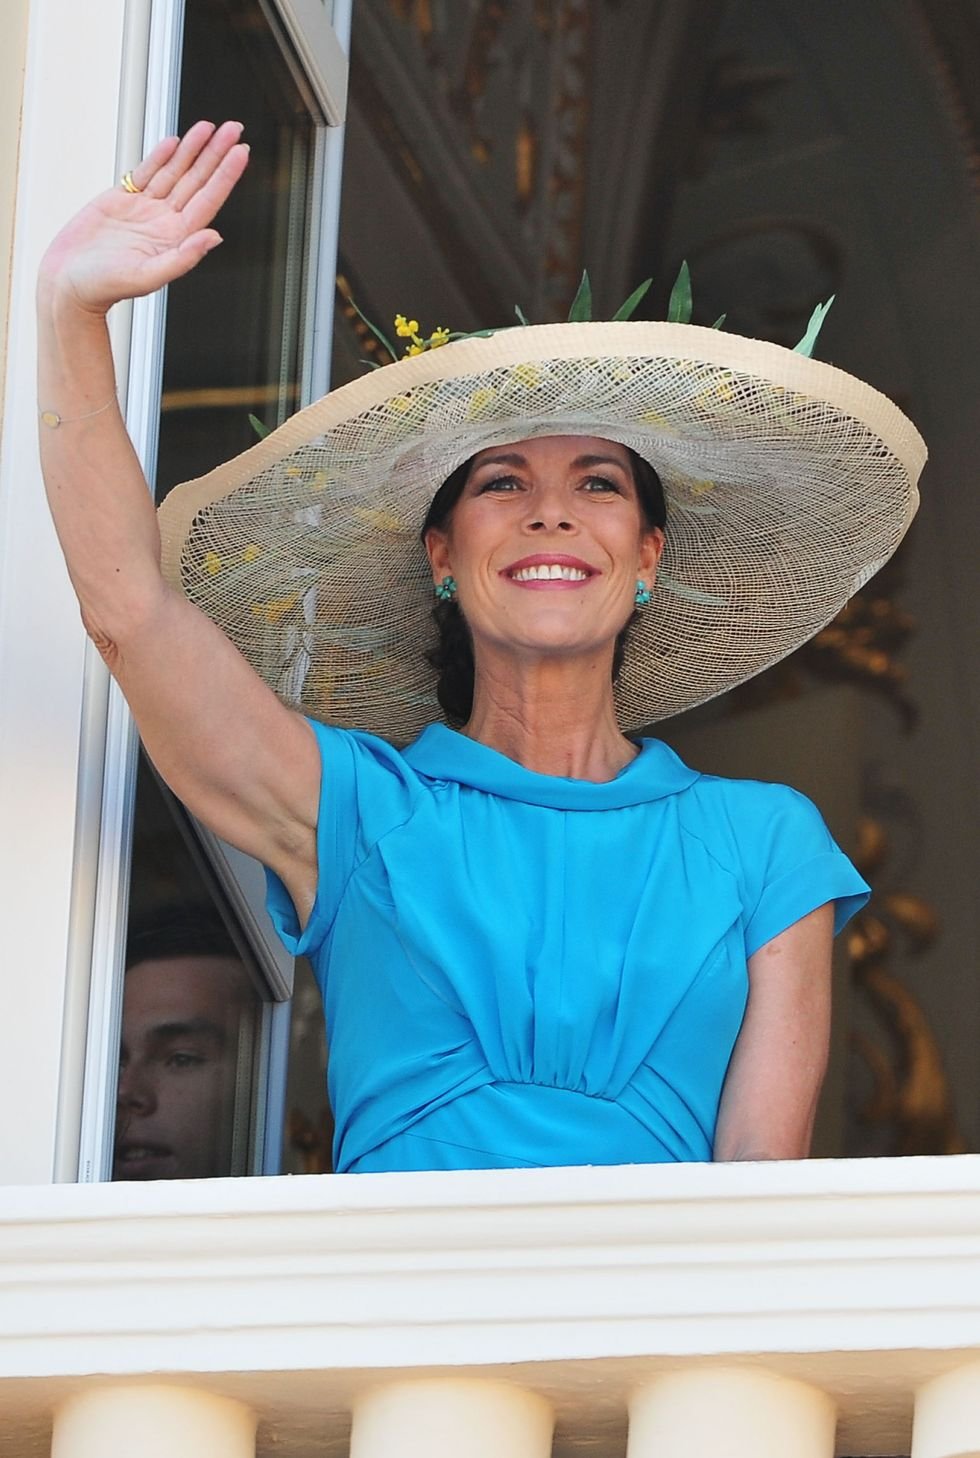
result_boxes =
[502,553,599,589]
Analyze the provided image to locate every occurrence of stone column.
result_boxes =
[52,1384,256,1458]
[350,1376,554,1458]
[628,1366,836,1458]
[913,1360,980,1458]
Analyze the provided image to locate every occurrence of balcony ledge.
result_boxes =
[4,1155,980,1454]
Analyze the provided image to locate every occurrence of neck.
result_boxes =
[462,647,637,781]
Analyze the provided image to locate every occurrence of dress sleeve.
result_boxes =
[264,721,420,960]
[739,783,871,958]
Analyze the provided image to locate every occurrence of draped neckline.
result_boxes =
[402,722,700,810]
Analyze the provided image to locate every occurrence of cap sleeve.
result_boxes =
[739,784,871,958]
[264,721,421,959]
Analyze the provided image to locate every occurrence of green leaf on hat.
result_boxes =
[249,413,271,439]
[566,270,594,322]
[711,314,727,330]
[793,296,835,358]
[612,278,653,321]
[347,295,399,364]
[667,261,693,324]
[514,304,532,326]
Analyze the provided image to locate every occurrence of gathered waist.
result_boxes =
[343,1079,690,1173]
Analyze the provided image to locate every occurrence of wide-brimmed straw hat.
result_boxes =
[157,319,926,739]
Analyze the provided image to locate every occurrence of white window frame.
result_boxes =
[0,0,349,1187]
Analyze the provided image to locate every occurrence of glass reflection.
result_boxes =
[114,907,256,1180]
[115,758,262,1181]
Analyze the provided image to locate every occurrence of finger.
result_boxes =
[170,120,246,212]
[131,230,224,295]
[142,120,218,199]
[127,134,181,193]
[178,142,250,234]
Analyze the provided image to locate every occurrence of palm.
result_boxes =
[40,121,249,314]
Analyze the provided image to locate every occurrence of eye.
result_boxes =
[477,474,523,494]
[581,474,624,494]
[166,1051,206,1070]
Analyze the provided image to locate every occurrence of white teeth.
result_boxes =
[511,564,589,582]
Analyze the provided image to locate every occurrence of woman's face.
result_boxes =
[424,435,664,667]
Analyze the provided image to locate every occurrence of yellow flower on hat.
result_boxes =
[406,342,425,357]
[512,363,541,388]
[394,314,419,338]
[429,327,451,348]
[251,592,299,626]
[204,550,222,576]
[354,506,406,533]
[242,543,262,562]
[467,386,497,419]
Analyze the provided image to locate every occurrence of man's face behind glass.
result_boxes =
[113,954,251,1180]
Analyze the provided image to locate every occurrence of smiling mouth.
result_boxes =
[503,555,598,585]
[510,563,590,582]
[113,1142,176,1175]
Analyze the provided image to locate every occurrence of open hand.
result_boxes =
[38,120,250,316]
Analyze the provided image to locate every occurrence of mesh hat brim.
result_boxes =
[157,321,926,737]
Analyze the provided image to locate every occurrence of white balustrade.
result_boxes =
[1,1159,979,1457]
[627,1366,836,1458]
[51,1384,256,1458]
[913,1360,980,1458]
[350,1377,554,1458]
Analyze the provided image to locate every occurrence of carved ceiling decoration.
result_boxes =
[335,0,721,361]
[912,0,980,195]
[348,0,595,323]
[687,51,793,180]
[848,809,965,1157]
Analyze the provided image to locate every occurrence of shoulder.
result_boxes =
[306,718,423,782]
[664,762,868,950]
[670,762,831,862]
[303,718,428,834]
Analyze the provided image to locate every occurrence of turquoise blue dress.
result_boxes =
[266,722,869,1173]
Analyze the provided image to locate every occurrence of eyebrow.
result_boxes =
[471,452,630,472]
[146,1018,227,1047]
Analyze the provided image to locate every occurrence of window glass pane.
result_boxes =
[282,957,332,1173]
[115,758,265,1181]
[156,0,317,496]
[115,0,321,1179]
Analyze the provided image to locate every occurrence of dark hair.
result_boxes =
[125,904,242,971]
[420,446,667,726]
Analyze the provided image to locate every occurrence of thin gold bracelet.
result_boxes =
[39,395,117,429]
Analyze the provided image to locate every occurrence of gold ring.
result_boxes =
[120,171,142,194]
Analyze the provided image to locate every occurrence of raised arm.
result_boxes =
[38,121,320,922]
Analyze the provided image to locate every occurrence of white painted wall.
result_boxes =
[0,0,31,431]
[0,0,134,1184]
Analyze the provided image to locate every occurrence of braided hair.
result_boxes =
[420,447,667,726]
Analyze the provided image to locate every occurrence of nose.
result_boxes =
[524,484,576,533]
[116,1061,157,1117]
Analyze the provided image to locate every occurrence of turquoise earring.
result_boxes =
[634,579,651,608]
[435,575,458,602]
